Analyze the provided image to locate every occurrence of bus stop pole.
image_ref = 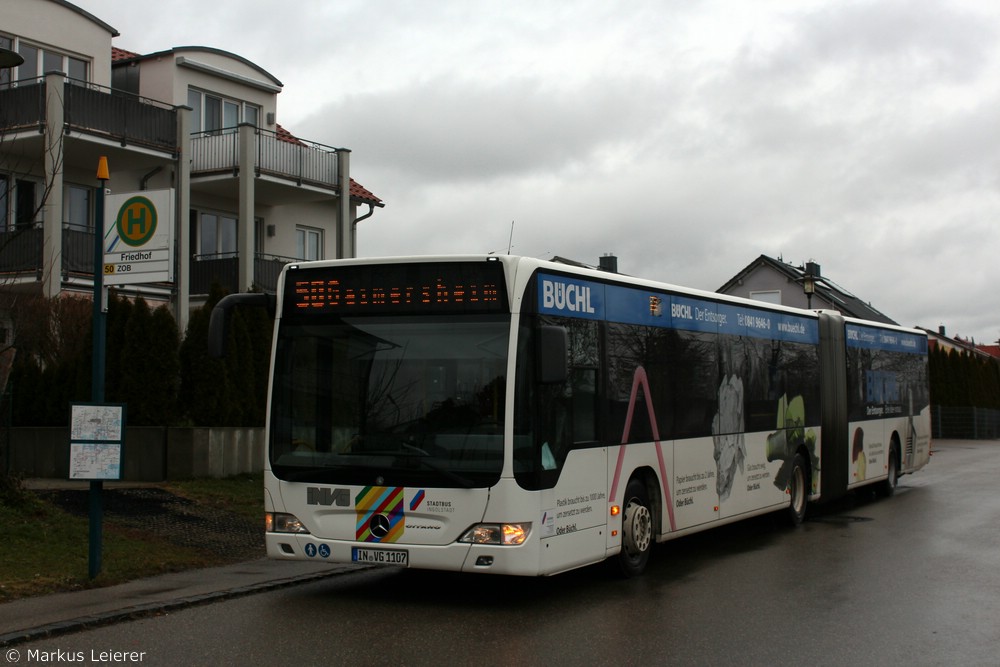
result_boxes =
[89,157,109,579]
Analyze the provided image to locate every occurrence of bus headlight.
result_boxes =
[266,512,310,534]
[459,523,530,546]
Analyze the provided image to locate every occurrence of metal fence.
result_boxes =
[931,405,1000,440]
[0,227,42,274]
[64,81,177,152]
[0,226,96,277]
[190,127,339,188]
[0,82,45,131]
[189,253,293,295]
[0,78,178,152]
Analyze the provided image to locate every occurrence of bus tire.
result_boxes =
[786,453,808,526]
[876,444,899,498]
[618,477,653,577]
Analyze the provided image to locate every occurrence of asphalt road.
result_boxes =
[10,439,1000,666]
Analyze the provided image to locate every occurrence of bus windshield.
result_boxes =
[269,314,510,488]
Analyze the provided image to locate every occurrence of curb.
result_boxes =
[0,564,369,648]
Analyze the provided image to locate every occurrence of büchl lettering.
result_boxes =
[542,280,596,314]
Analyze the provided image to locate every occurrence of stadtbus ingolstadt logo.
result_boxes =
[114,196,157,248]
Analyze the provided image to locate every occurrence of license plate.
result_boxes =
[352,547,409,566]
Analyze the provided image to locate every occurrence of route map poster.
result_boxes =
[69,403,126,480]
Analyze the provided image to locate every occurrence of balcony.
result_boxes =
[0,78,178,153]
[0,224,93,281]
[190,127,340,190]
[190,253,294,294]
[0,226,292,295]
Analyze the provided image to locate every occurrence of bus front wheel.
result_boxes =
[618,478,653,577]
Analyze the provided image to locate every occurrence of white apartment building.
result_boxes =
[0,0,383,330]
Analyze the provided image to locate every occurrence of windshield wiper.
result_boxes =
[278,466,349,482]
[396,452,476,489]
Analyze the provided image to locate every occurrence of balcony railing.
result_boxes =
[64,81,178,152]
[190,253,294,295]
[190,128,340,189]
[0,226,42,275]
[0,78,178,153]
[0,225,92,278]
[0,81,44,132]
[0,227,292,294]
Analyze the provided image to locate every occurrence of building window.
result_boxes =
[0,177,40,231]
[0,176,7,229]
[188,88,261,134]
[196,211,238,258]
[0,36,12,88]
[187,89,202,133]
[296,226,322,261]
[11,40,88,84]
[14,179,39,230]
[749,290,781,305]
[0,177,43,231]
[16,43,37,81]
[64,184,92,230]
[244,105,259,128]
[204,95,221,133]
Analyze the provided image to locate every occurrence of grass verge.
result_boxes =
[0,474,263,602]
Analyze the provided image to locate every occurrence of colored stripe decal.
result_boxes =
[609,367,677,532]
[410,489,426,511]
[355,486,405,543]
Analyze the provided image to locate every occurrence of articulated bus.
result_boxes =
[211,255,931,576]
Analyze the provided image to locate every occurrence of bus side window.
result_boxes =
[537,325,568,384]
[572,367,598,443]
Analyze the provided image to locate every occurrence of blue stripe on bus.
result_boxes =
[539,273,818,343]
[846,324,927,354]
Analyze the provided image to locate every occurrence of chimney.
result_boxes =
[598,253,618,273]
[939,325,946,336]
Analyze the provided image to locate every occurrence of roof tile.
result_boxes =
[111,46,141,61]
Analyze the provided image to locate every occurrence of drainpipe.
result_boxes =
[140,166,163,191]
[337,148,351,258]
[351,203,376,257]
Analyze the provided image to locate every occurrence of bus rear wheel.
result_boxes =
[786,454,807,526]
[618,478,653,577]
[876,445,899,498]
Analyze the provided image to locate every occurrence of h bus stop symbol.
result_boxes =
[115,196,157,247]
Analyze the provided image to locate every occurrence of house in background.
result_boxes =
[0,0,382,331]
[717,254,897,325]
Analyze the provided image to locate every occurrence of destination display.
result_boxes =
[284,261,509,315]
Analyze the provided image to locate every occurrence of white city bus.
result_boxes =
[210,255,931,576]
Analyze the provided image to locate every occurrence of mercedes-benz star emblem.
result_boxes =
[370,514,391,539]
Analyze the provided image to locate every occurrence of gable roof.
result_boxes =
[107,46,382,208]
[719,254,897,325]
[52,0,119,37]
[110,45,283,90]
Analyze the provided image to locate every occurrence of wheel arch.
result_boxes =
[889,431,902,466]
[625,466,662,539]
[795,443,813,493]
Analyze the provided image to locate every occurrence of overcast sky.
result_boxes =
[81,0,1000,343]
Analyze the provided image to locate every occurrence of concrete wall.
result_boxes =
[8,427,265,481]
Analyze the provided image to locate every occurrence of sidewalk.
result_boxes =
[0,557,364,647]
